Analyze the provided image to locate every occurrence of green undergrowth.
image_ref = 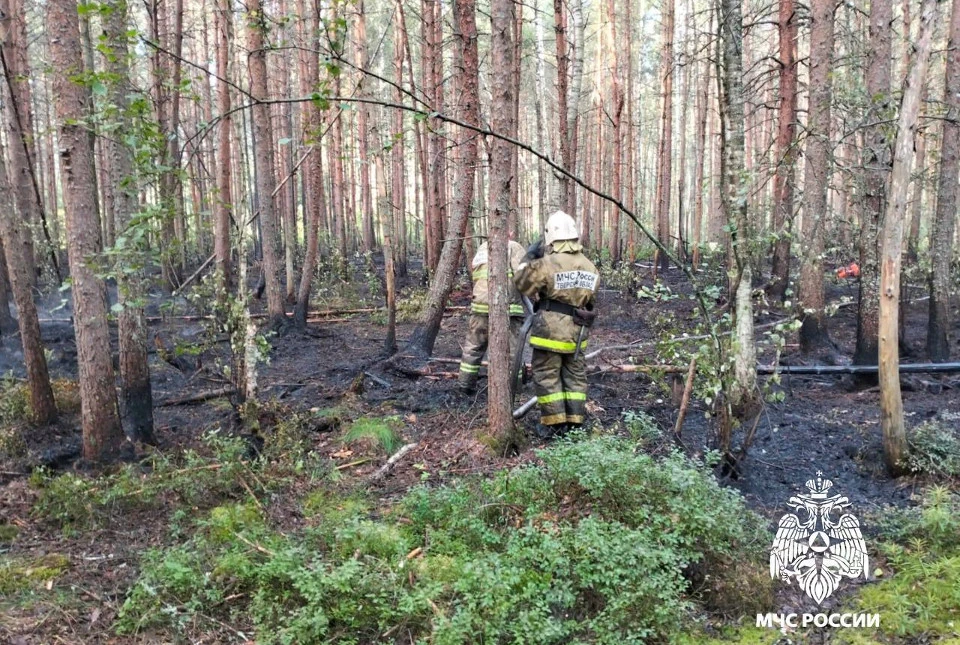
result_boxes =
[848,486,960,642]
[115,433,773,644]
[30,411,331,532]
[0,553,70,596]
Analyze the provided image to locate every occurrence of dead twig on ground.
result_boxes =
[370,443,418,482]
[156,386,236,406]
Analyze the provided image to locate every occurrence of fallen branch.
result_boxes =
[591,364,689,374]
[173,253,215,296]
[156,386,236,406]
[673,358,698,439]
[370,443,418,482]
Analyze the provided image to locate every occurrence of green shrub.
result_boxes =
[852,487,960,640]
[116,434,772,644]
[905,418,960,478]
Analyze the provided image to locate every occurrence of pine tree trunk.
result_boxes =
[798,0,835,353]
[654,0,675,272]
[487,0,518,450]
[49,0,124,461]
[356,1,375,255]
[295,0,325,327]
[880,0,938,474]
[606,0,624,263]
[104,0,154,444]
[854,0,893,369]
[0,155,57,424]
[0,240,15,334]
[392,0,408,278]
[768,0,798,301]
[553,0,571,214]
[927,0,960,362]
[214,0,234,298]
[719,0,758,431]
[247,0,286,327]
[402,0,480,358]
[0,0,43,287]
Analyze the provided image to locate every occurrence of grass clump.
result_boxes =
[116,434,771,644]
[851,486,960,641]
[343,415,403,455]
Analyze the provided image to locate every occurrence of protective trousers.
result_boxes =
[531,348,587,426]
[458,314,523,390]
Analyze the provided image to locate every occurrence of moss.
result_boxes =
[0,554,71,595]
[0,524,19,544]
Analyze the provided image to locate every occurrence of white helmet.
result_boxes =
[544,210,579,245]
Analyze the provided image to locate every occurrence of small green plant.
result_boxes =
[343,416,403,455]
[905,417,960,477]
[637,280,679,302]
[621,409,661,445]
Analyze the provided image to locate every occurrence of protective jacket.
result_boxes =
[514,241,599,354]
[470,241,526,317]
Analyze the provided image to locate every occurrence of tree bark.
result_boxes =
[214,0,234,298]
[880,0,937,474]
[49,0,124,461]
[103,0,154,443]
[553,0,571,214]
[927,0,960,362]
[487,0,518,450]
[0,240,15,334]
[0,0,46,287]
[768,0,798,301]
[798,0,836,353]
[294,0,325,327]
[402,0,480,358]
[654,0,675,272]
[0,157,57,424]
[719,0,759,430]
[854,0,893,370]
[247,0,286,327]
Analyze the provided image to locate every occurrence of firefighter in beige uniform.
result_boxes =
[514,211,598,435]
[457,240,527,393]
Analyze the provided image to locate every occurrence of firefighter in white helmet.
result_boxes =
[457,239,527,393]
[514,211,599,438]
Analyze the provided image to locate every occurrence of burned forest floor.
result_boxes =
[1,256,959,644]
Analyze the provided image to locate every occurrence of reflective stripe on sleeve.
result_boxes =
[471,303,490,314]
[459,362,480,373]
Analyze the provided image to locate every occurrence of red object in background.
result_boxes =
[837,262,860,279]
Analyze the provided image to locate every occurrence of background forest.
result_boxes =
[0,0,959,641]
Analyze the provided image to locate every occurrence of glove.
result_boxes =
[573,302,597,328]
[525,238,545,261]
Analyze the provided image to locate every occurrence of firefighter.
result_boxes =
[457,239,528,394]
[514,210,598,438]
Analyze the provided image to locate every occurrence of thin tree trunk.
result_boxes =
[880,0,937,474]
[0,0,45,287]
[768,0,798,300]
[214,0,233,299]
[49,0,124,461]
[402,0,480,357]
[357,1,375,254]
[295,0,324,327]
[247,0,286,326]
[553,0,571,214]
[0,155,57,423]
[392,0,408,277]
[606,0,624,263]
[854,0,893,369]
[798,0,835,353]
[719,0,758,430]
[654,0,675,272]
[487,0,518,449]
[927,0,960,362]
[0,240,15,334]
[103,0,154,443]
